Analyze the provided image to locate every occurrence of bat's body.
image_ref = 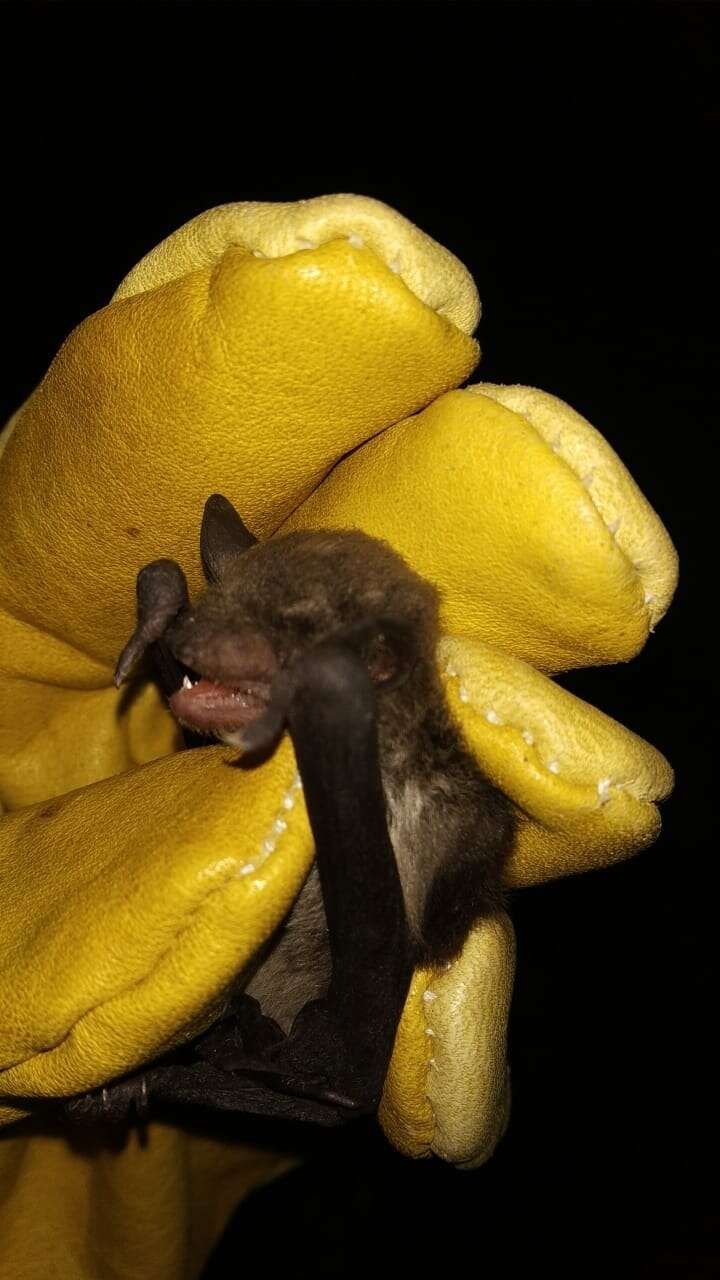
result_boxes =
[71,497,514,1126]
[244,642,510,1033]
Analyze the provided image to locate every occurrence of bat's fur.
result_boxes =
[163,528,515,1032]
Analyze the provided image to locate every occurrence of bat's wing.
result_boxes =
[63,648,414,1127]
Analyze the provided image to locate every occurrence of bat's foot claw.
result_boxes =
[65,1074,151,1125]
[194,997,375,1115]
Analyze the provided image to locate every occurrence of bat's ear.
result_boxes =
[114,559,189,686]
[201,493,257,583]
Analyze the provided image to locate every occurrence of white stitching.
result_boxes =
[237,773,302,877]
[443,663,615,804]
[538,431,652,615]
[423,984,440,1102]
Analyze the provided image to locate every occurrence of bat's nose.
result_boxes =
[171,625,278,684]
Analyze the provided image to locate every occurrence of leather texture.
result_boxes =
[379,912,515,1166]
[0,742,313,1106]
[0,1122,295,1279]
[439,636,673,886]
[282,385,678,671]
[469,383,677,634]
[0,197,479,670]
[0,194,676,1273]
[113,194,481,334]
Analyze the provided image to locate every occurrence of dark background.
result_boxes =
[1,1,716,1276]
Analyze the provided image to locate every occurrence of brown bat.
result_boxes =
[69,495,515,1127]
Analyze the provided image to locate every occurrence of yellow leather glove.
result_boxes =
[0,196,675,1273]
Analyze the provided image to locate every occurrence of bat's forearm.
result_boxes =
[286,646,414,1094]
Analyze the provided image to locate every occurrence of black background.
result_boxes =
[1,2,716,1277]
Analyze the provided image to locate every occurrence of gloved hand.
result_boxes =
[0,196,675,1274]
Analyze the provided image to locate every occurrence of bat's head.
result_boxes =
[115,495,440,753]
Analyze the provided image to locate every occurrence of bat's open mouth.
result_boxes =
[169,674,273,733]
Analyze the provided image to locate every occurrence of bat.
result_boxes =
[67,495,515,1127]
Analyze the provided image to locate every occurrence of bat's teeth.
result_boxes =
[182,675,193,689]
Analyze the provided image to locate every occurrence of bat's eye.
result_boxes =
[366,632,399,686]
[278,601,319,636]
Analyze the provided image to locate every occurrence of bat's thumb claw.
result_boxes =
[113,642,137,687]
[234,706,286,759]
